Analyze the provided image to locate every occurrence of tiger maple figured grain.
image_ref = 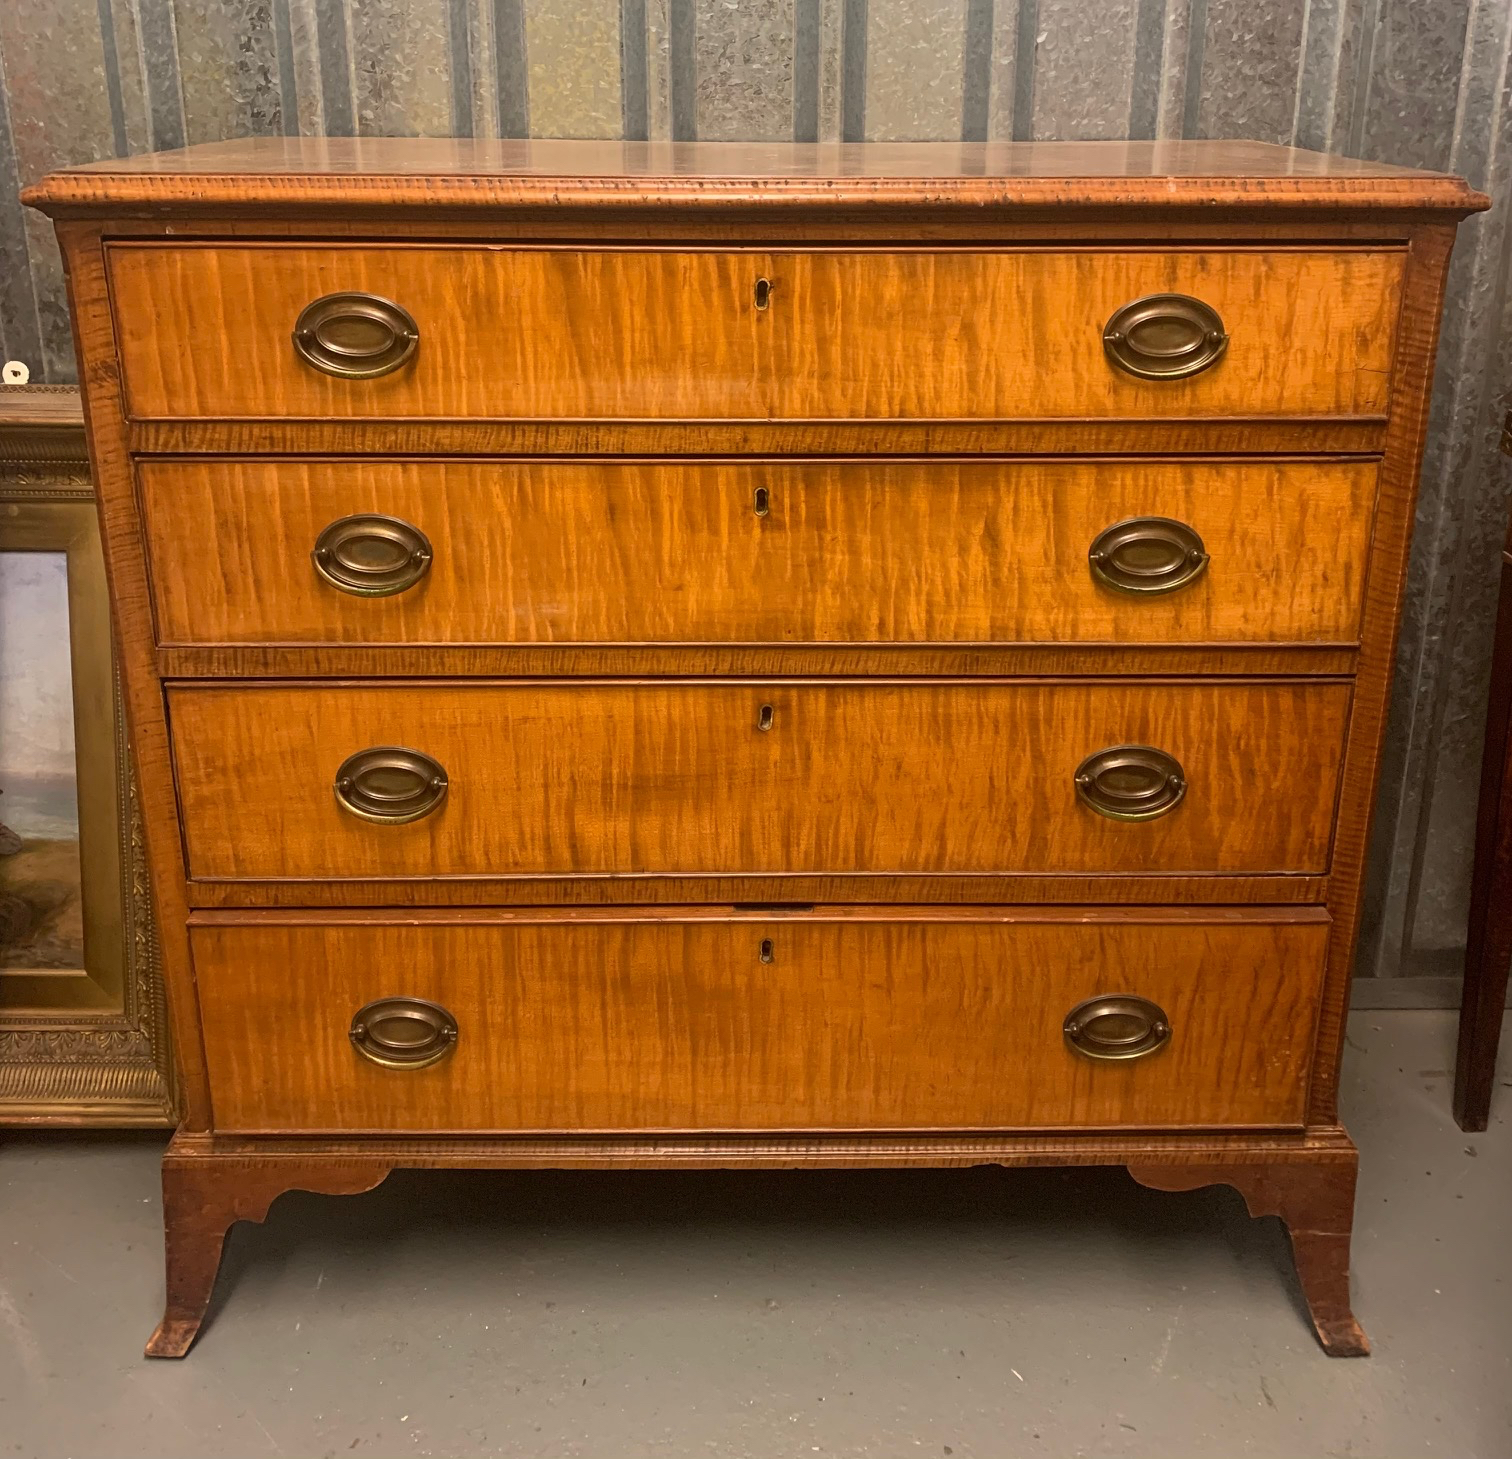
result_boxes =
[156,645,1361,683]
[139,458,1377,649]
[189,907,1329,1133]
[166,679,1352,881]
[107,244,1403,422]
[129,418,1392,459]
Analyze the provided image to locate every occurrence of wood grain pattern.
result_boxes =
[167,1123,1360,1166]
[155,643,1361,682]
[1306,224,1461,1126]
[52,224,212,1132]
[166,679,1352,882]
[128,417,1390,459]
[24,138,1489,217]
[189,906,1328,1134]
[139,457,1377,649]
[108,244,1404,422]
[185,873,1331,910]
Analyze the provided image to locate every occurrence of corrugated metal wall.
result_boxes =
[0,1,1507,989]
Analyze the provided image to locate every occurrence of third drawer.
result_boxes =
[167,678,1352,882]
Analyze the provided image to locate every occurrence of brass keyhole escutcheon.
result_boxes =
[753,485,771,517]
[757,703,775,731]
[754,277,773,311]
[759,938,774,963]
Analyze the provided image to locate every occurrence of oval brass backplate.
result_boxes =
[1088,517,1209,595]
[349,996,458,1069]
[313,514,433,597]
[1063,994,1171,1061]
[293,292,419,379]
[333,746,449,824]
[1074,745,1186,821]
[1102,294,1228,380]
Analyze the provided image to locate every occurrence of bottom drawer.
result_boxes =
[192,907,1329,1134]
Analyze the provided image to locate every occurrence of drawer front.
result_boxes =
[193,909,1327,1133]
[168,680,1351,881]
[140,458,1377,648]
[110,245,1402,421]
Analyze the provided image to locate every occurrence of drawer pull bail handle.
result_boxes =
[757,703,775,732]
[334,746,449,824]
[1102,294,1228,380]
[1063,995,1171,1062]
[293,292,419,379]
[754,277,773,311]
[349,997,458,1069]
[1088,517,1209,595]
[313,514,434,597]
[1074,744,1186,821]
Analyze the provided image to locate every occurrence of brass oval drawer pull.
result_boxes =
[1102,294,1228,380]
[313,514,433,597]
[1063,994,1171,1062]
[334,746,449,824]
[1075,744,1186,821]
[293,292,419,379]
[1088,517,1209,595]
[349,996,458,1069]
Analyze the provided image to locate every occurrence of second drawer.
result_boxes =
[167,679,1351,882]
[139,457,1377,648]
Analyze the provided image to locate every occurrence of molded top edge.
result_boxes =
[24,138,1489,216]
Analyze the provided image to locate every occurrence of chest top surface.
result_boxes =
[24,138,1486,217]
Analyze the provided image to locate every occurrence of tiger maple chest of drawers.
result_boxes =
[28,138,1485,1357]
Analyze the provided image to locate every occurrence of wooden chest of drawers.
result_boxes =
[28,138,1485,1359]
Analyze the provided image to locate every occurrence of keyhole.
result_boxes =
[759,938,774,964]
[754,277,772,311]
[757,703,775,731]
[753,485,770,518]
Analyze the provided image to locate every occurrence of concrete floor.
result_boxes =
[2,1010,1509,1459]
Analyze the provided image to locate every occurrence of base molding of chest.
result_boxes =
[144,1125,1368,1359]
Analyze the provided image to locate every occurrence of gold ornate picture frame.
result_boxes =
[0,385,172,1123]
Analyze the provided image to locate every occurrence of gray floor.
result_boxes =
[3,1010,1510,1459]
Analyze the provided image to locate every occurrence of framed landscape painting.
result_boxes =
[0,386,171,1123]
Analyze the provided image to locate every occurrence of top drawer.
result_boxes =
[106,245,1404,423]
